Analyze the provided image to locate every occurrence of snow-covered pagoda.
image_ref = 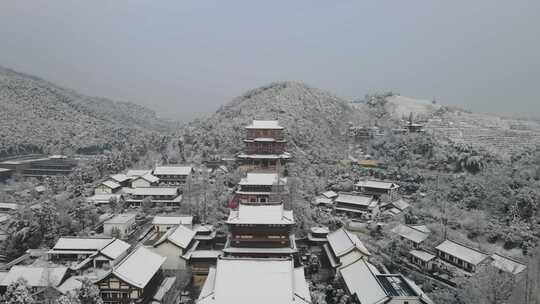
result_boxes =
[223,202,297,258]
[235,172,288,204]
[237,120,291,171]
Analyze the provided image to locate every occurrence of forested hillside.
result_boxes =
[0,66,170,157]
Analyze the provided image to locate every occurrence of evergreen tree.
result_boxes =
[34,201,60,247]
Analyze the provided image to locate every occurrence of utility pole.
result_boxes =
[525,260,529,304]
[437,175,448,240]
[202,167,208,224]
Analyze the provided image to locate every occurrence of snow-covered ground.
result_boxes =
[385,95,441,119]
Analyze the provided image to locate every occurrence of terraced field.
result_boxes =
[426,112,540,156]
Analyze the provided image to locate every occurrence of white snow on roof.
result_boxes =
[293,267,311,301]
[327,228,370,257]
[238,173,286,186]
[156,225,196,249]
[322,191,338,199]
[335,193,374,206]
[193,224,214,233]
[153,166,193,176]
[152,277,176,301]
[199,267,216,299]
[34,185,46,192]
[126,169,151,177]
[113,246,166,289]
[104,213,136,224]
[197,257,310,304]
[313,196,333,206]
[435,240,489,265]
[100,239,131,260]
[339,259,388,304]
[311,226,329,234]
[250,138,277,142]
[190,250,222,259]
[385,207,402,215]
[53,237,114,251]
[391,198,410,210]
[222,245,297,255]
[130,187,178,196]
[55,276,82,295]
[101,180,121,189]
[0,203,18,210]
[356,180,399,190]
[135,173,159,183]
[410,250,436,262]
[109,174,130,183]
[86,193,122,204]
[410,225,431,234]
[236,153,291,159]
[392,224,430,244]
[245,120,283,129]
[1,266,67,287]
[491,254,526,275]
[152,216,193,226]
[227,203,294,225]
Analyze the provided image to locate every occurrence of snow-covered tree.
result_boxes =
[55,294,81,304]
[76,279,103,304]
[2,278,35,304]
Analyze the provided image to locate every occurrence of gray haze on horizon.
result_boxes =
[1,1,539,122]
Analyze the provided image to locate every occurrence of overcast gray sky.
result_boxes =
[1,0,538,121]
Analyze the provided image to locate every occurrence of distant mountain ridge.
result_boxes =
[185,84,540,161]
[0,66,170,157]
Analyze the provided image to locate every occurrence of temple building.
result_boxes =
[197,257,311,304]
[339,259,433,304]
[324,227,370,270]
[94,246,166,304]
[334,193,380,219]
[234,172,288,205]
[125,187,182,208]
[435,239,490,273]
[237,120,291,171]
[223,202,297,258]
[354,180,400,200]
[152,166,193,187]
[151,225,198,271]
[0,155,77,178]
[48,237,130,267]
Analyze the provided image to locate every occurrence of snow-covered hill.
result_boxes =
[184,81,366,163]
[0,66,169,157]
[385,95,441,119]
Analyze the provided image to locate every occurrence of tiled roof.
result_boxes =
[435,240,489,265]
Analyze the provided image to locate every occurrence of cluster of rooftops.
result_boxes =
[87,165,195,207]
[391,223,527,276]
[313,179,410,222]
[0,120,529,304]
